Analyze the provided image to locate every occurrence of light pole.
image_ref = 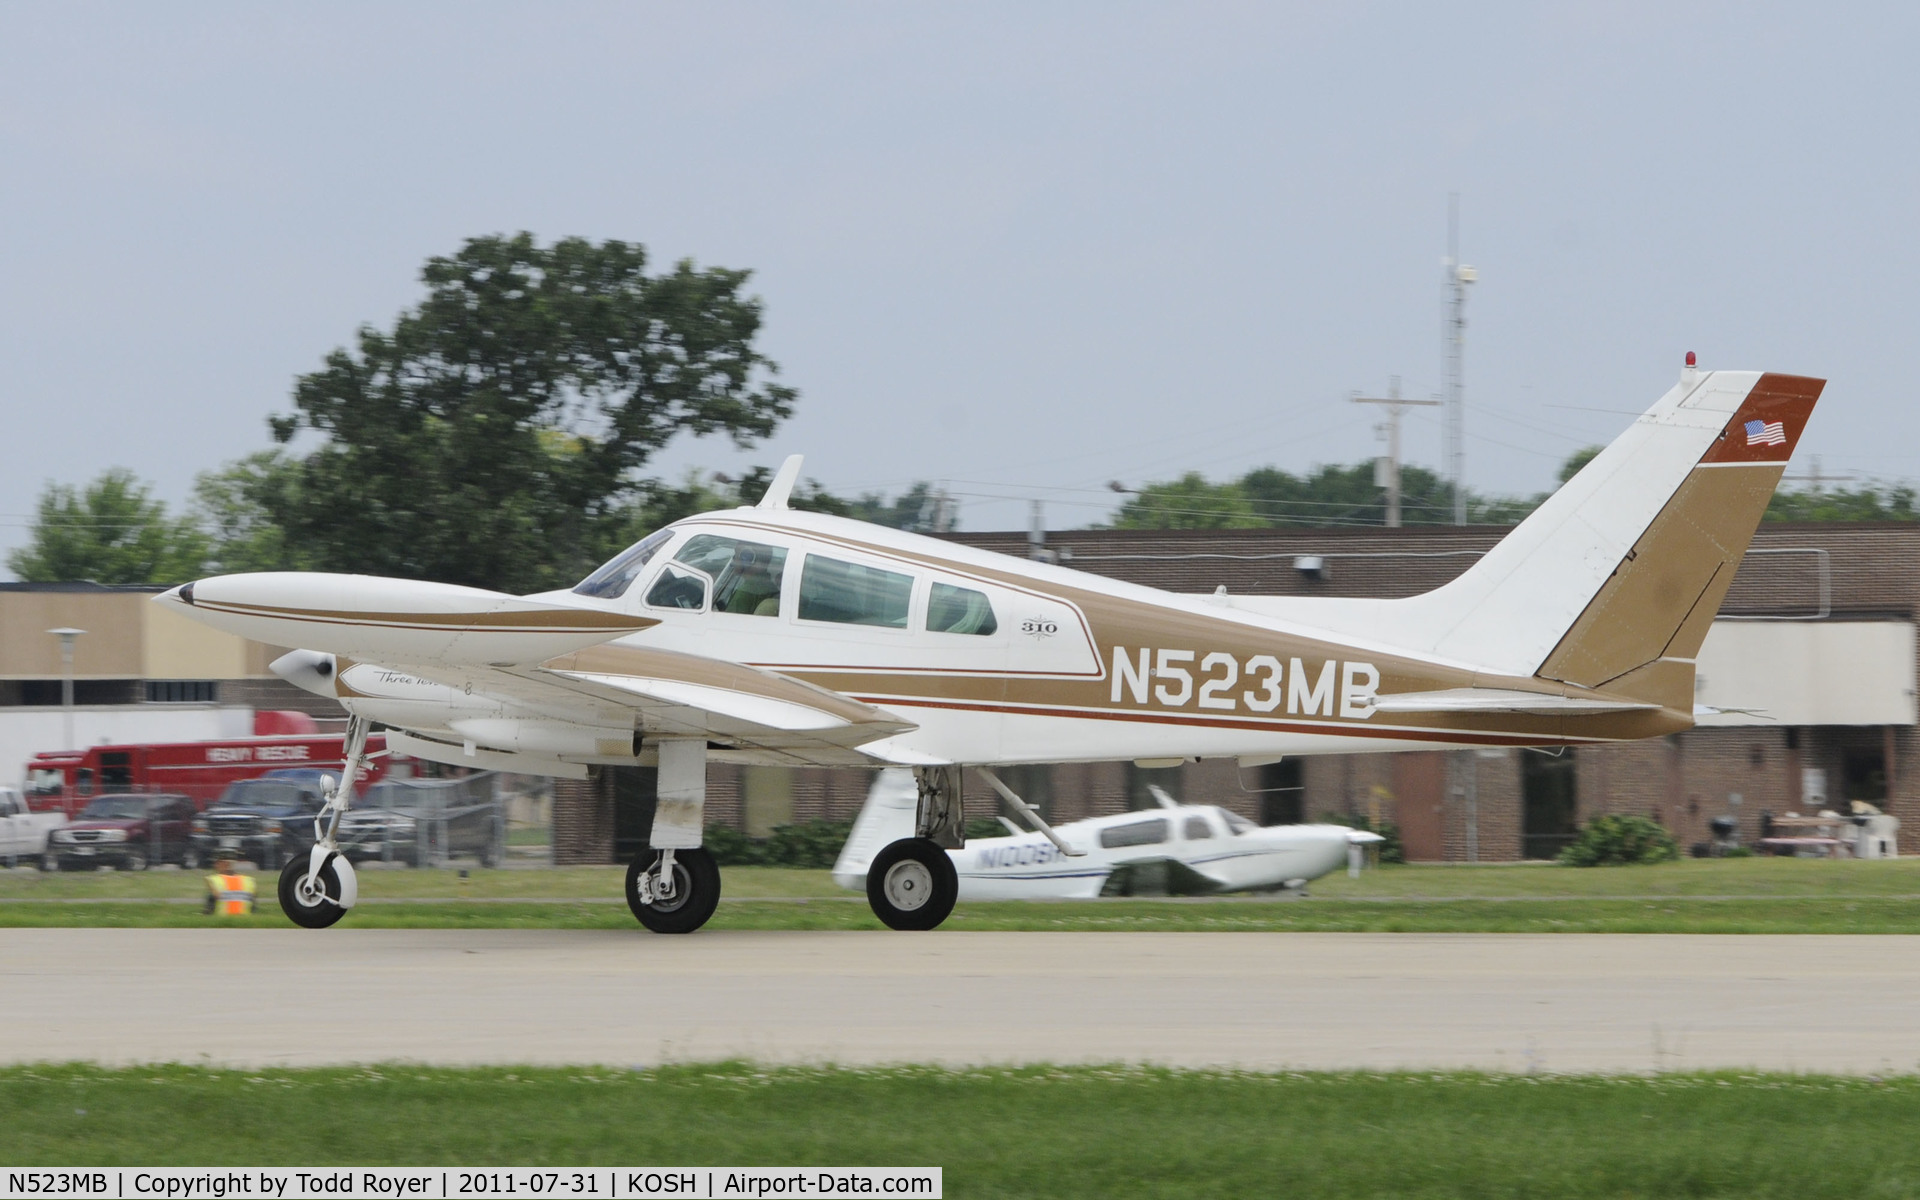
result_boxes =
[47,627,85,751]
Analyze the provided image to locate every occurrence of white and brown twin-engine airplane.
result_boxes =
[157,361,1821,933]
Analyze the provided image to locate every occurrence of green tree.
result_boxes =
[1114,462,1539,530]
[1559,445,1604,484]
[190,450,305,573]
[264,233,797,593]
[1765,484,1920,522]
[8,469,207,584]
[1111,472,1264,529]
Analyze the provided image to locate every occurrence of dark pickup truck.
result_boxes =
[43,793,197,871]
[337,774,503,867]
[189,775,329,870]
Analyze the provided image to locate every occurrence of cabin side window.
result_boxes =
[673,535,789,617]
[573,529,673,599]
[1099,817,1169,849]
[1183,815,1213,840]
[798,555,913,628]
[926,582,998,635]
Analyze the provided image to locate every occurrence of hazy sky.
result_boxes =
[2,2,1914,568]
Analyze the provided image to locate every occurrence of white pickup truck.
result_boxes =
[0,787,65,867]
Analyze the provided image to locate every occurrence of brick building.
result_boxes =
[553,522,1920,864]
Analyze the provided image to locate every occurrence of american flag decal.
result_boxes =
[1744,418,1787,447]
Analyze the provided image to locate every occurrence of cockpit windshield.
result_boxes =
[1219,809,1257,835]
[573,529,673,599]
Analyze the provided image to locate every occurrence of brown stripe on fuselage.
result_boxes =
[845,693,1682,747]
[685,513,1695,744]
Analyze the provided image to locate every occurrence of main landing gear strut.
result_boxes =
[278,714,368,928]
[625,739,722,934]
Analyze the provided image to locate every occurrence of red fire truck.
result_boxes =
[23,712,399,815]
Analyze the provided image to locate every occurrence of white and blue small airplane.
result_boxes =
[832,769,1382,900]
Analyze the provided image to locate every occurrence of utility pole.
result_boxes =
[1027,499,1057,563]
[1443,195,1476,525]
[1351,376,1441,527]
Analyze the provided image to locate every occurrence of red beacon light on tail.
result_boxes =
[1682,350,1699,383]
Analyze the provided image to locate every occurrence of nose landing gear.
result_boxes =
[279,851,356,928]
[277,714,369,928]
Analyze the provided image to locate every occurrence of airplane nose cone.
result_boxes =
[271,649,338,699]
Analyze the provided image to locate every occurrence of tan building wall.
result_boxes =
[0,593,148,678]
[0,589,274,682]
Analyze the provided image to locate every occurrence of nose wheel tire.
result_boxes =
[278,856,351,928]
[626,847,721,934]
[866,837,959,931]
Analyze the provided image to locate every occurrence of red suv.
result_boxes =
[42,794,197,871]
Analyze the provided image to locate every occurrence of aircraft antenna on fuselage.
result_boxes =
[756,454,805,510]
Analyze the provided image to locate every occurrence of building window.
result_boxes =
[1255,760,1304,826]
[998,765,1053,823]
[1843,747,1887,804]
[1521,751,1579,860]
[145,680,217,704]
[18,679,140,706]
[1126,763,1183,810]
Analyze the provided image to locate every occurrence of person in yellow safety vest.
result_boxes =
[203,858,256,916]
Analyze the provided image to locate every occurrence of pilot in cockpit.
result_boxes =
[720,547,782,616]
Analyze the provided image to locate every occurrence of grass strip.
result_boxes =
[3,1063,1919,1198]
[10,897,1920,932]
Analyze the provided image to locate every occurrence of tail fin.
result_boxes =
[830,768,920,889]
[1276,368,1822,698]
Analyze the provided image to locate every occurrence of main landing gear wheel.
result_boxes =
[626,847,721,934]
[866,837,958,931]
[279,856,351,928]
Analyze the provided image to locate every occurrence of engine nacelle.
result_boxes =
[448,718,641,760]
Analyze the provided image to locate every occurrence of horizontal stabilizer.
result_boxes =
[1371,688,1660,716]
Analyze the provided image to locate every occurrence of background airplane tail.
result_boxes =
[830,768,920,889]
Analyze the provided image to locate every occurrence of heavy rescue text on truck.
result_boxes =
[24,714,396,815]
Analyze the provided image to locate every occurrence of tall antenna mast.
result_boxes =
[1443,195,1476,525]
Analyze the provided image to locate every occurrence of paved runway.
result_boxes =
[7,929,1919,1073]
